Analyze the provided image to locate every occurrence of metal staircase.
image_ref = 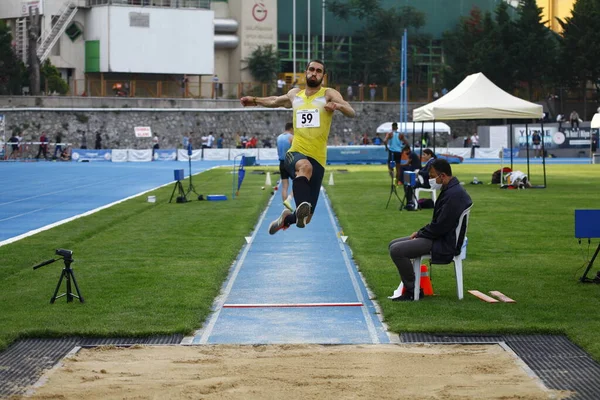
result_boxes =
[15,18,28,65]
[36,1,78,64]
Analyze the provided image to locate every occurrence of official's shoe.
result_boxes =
[295,202,311,228]
[268,209,292,235]
[283,198,294,212]
[391,288,424,302]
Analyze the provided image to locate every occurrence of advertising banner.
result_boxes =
[327,146,388,164]
[154,149,177,161]
[513,125,592,149]
[71,149,112,162]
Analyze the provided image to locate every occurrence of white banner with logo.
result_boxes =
[128,149,152,162]
[177,149,202,161]
[258,148,278,160]
[203,148,230,160]
[111,149,128,162]
[230,148,258,160]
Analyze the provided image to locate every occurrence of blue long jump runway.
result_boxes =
[187,188,391,345]
[0,161,232,245]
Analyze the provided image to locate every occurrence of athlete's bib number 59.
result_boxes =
[296,109,320,128]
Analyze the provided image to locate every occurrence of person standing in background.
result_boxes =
[152,135,159,159]
[53,132,63,160]
[95,132,102,149]
[80,130,87,149]
[217,134,224,149]
[35,132,48,160]
[470,132,479,159]
[277,122,295,211]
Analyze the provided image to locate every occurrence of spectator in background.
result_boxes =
[470,132,479,159]
[246,134,258,148]
[217,134,224,149]
[53,132,63,160]
[369,83,377,101]
[361,133,370,145]
[346,84,353,101]
[152,135,159,159]
[441,87,448,96]
[35,132,48,160]
[532,131,542,158]
[95,132,102,149]
[277,78,286,96]
[181,74,188,97]
[570,110,580,129]
[240,132,249,148]
[182,133,190,149]
[80,130,87,149]
[207,132,215,148]
[8,133,19,159]
[372,133,383,145]
[60,145,72,161]
[212,75,219,99]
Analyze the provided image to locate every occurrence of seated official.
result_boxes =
[60,146,72,161]
[399,145,421,184]
[415,149,437,189]
[388,158,473,301]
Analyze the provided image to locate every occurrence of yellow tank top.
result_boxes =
[290,87,333,167]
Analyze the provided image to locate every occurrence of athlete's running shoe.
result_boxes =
[283,198,294,212]
[295,202,312,228]
[268,209,292,235]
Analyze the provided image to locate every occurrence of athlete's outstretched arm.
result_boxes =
[324,89,356,118]
[240,89,297,109]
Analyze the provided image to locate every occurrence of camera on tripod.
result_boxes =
[56,249,73,259]
[33,249,84,303]
[403,171,418,211]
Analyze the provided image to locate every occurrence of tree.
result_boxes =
[557,0,600,95]
[441,7,486,89]
[0,21,25,95]
[41,60,69,95]
[246,44,279,84]
[513,0,556,99]
[327,0,425,85]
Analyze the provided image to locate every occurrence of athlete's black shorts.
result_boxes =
[387,151,402,165]
[284,151,325,214]
[279,160,291,180]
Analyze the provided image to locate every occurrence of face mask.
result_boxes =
[429,178,442,190]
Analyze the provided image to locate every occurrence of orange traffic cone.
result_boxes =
[420,264,434,296]
[400,264,434,297]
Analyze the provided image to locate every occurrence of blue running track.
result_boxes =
[185,188,390,345]
[0,161,230,245]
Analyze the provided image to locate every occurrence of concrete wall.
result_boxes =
[0,96,482,152]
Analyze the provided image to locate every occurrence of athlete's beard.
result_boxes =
[306,75,322,88]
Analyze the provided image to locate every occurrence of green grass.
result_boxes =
[325,164,600,360]
[1,164,600,363]
[0,168,272,350]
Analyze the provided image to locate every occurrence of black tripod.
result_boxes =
[33,249,84,304]
[386,161,404,210]
[186,155,200,198]
[169,179,187,203]
[579,242,600,283]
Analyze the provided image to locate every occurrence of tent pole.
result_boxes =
[541,120,547,187]
[510,123,514,170]
[525,122,530,180]
[433,120,436,154]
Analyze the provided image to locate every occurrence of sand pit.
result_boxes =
[24,343,568,400]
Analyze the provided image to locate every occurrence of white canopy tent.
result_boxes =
[412,72,547,187]
[376,121,451,135]
[413,72,543,121]
[591,113,600,129]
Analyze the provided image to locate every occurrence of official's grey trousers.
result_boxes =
[389,236,433,289]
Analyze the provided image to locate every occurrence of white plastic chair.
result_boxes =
[390,204,473,301]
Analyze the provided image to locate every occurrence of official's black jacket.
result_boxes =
[417,176,472,264]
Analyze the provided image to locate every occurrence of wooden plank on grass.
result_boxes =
[489,291,516,303]
[468,290,499,303]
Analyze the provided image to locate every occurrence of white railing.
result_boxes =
[86,0,210,8]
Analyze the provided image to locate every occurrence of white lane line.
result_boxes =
[321,187,382,344]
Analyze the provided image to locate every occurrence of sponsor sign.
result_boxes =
[134,127,152,138]
[71,149,112,162]
[513,125,592,149]
[326,146,388,164]
[154,149,177,161]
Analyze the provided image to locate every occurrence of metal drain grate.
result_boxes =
[400,333,600,400]
[0,335,183,399]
